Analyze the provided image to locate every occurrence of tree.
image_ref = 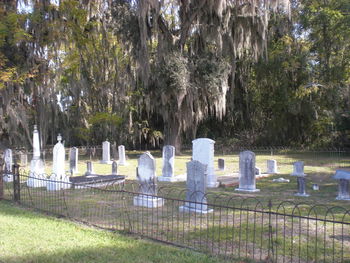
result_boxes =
[117,0,291,152]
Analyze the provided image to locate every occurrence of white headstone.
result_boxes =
[267,160,278,174]
[27,125,46,188]
[133,152,164,208]
[69,147,78,174]
[235,151,260,192]
[52,134,65,177]
[47,134,70,190]
[3,149,13,182]
[137,152,156,184]
[33,125,41,159]
[291,161,306,176]
[118,145,126,166]
[100,141,112,164]
[179,160,213,214]
[192,138,218,187]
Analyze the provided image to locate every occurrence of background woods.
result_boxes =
[0,0,349,150]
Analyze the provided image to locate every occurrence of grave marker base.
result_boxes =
[235,188,260,192]
[133,195,164,208]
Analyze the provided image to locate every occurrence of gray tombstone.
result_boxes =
[133,152,164,207]
[4,149,13,182]
[118,145,126,166]
[112,160,118,176]
[290,161,308,197]
[69,147,79,174]
[158,145,176,182]
[333,170,350,200]
[267,159,278,174]
[295,177,309,197]
[85,161,94,176]
[291,161,305,176]
[179,160,213,214]
[235,151,260,192]
[192,138,218,187]
[100,141,112,164]
[218,158,225,171]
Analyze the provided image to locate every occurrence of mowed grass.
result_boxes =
[23,149,350,180]
[19,149,350,208]
[0,201,233,263]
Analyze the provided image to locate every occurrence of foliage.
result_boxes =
[0,0,349,150]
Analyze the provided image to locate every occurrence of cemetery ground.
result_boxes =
[0,201,232,263]
[20,149,350,208]
[6,149,349,262]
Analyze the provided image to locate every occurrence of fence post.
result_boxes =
[268,200,275,262]
[13,163,20,202]
[0,159,4,200]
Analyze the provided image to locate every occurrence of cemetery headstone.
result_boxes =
[291,161,306,176]
[47,134,70,191]
[112,160,118,176]
[100,141,112,164]
[158,145,178,182]
[312,184,319,191]
[118,145,126,166]
[235,151,260,192]
[267,159,278,174]
[255,167,261,176]
[333,170,350,200]
[27,125,46,188]
[133,152,164,208]
[218,158,225,171]
[69,147,78,174]
[33,125,41,159]
[3,149,13,182]
[295,177,309,197]
[85,161,94,176]
[192,138,218,187]
[179,160,213,213]
[290,161,309,197]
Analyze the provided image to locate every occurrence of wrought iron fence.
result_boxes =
[1,167,349,263]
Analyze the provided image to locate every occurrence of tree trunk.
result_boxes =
[164,117,182,154]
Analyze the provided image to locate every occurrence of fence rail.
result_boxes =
[1,167,350,263]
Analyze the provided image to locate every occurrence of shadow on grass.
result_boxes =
[1,244,233,263]
[0,201,236,263]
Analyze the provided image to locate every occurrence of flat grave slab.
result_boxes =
[70,174,125,189]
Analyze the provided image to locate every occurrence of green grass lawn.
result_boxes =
[0,201,234,263]
[4,149,350,263]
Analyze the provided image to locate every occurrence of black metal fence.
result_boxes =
[1,167,350,263]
